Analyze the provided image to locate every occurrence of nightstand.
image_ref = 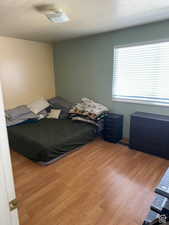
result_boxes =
[103,113,123,143]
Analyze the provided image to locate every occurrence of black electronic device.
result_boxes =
[143,210,160,225]
[155,168,169,199]
[142,168,169,225]
[151,194,168,214]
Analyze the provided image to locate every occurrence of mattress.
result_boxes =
[8,119,97,162]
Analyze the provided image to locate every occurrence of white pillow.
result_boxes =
[47,109,61,119]
[27,98,50,114]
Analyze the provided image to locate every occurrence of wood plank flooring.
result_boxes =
[11,138,169,225]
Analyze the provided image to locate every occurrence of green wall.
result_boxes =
[54,20,169,138]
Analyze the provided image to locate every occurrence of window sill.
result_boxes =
[112,98,169,107]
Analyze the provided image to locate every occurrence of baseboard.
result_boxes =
[120,138,129,146]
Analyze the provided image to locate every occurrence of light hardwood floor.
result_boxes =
[11,138,169,225]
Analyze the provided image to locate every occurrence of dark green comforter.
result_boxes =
[8,119,97,162]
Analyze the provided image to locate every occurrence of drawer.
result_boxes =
[130,112,169,159]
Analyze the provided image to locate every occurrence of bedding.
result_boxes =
[47,109,61,119]
[48,96,72,120]
[6,113,37,127]
[6,107,38,127]
[28,97,50,114]
[48,96,72,110]
[5,97,73,127]
[69,97,108,120]
[69,98,108,132]
[6,105,31,119]
[71,116,98,126]
[8,118,97,163]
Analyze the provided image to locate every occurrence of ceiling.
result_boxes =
[1,0,169,43]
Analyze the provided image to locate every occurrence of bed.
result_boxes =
[7,118,97,164]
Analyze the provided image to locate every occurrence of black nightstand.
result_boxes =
[103,113,123,143]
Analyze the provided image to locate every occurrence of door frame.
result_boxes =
[0,81,20,225]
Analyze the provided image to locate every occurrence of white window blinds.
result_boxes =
[112,41,169,104]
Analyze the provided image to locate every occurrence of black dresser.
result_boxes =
[103,113,123,143]
[130,112,169,159]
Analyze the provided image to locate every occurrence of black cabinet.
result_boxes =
[130,112,169,159]
[103,113,123,143]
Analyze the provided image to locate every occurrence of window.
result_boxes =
[112,41,169,105]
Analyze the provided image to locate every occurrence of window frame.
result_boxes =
[112,39,169,107]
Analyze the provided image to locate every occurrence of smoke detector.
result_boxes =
[35,5,70,23]
[46,9,69,23]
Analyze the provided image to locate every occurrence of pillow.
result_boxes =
[27,98,50,114]
[48,96,72,110]
[48,97,73,119]
[6,105,30,120]
[47,109,61,119]
[37,109,48,118]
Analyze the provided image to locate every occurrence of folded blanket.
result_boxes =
[5,105,48,127]
[6,111,38,127]
[6,105,31,120]
[69,98,108,120]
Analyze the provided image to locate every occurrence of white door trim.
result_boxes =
[0,162,12,225]
[0,81,20,225]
